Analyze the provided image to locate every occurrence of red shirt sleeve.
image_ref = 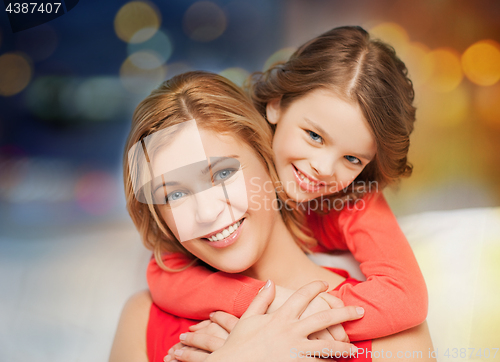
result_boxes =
[308,192,428,341]
[147,253,265,320]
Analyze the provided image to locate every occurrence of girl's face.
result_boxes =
[156,128,281,273]
[267,89,377,203]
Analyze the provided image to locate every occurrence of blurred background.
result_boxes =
[1,0,499,231]
[0,0,499,360]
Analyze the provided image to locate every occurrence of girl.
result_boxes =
[110,71,434,362]
[147,26,427,343]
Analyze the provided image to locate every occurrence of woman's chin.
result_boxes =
[215,262,252,274]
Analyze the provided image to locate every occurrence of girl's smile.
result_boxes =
[267,89,377,202]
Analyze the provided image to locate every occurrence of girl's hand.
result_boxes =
[164,315,237,362]
[205,280,363,362]
[301,292,350,342]
[269,285,350,342]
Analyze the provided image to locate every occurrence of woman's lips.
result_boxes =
[202,218,245,249]
[292,164,326,193]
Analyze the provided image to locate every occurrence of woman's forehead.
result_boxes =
[147,120,207,175]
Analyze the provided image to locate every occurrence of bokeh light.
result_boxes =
[183,1,226,42]
[403,42,433,87]
[114,1,161,44]
[127,51,163,70]
[262,47,296,72]
[120,53,166,94]
[426,48,463,93]
[25,76,79,121]
[75,171,118,215]
[15,24,58,62]
[0,52,32,97]
[462,40,500,86]
[128,29,173,67]
[419,85,470,128]
[0,157,74,203]
[475,83,500,129]
[74,77,128,121]
[369,22,410,57]
[219,67,250,87]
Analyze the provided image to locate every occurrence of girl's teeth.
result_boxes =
[208,220,242,241]
[297,170,318,186]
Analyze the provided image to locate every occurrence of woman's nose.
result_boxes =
[194,188,226,224]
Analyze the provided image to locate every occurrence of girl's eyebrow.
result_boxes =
[304,117,333,143]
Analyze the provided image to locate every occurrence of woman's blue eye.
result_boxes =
[345,155,361,165]
[167,191,187,202]
[308,130,323,143]
[214,169,236,183]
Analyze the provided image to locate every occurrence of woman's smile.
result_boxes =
[202,217,245,248]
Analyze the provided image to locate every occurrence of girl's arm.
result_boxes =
[308,191,428,341]
[147,253,266,320]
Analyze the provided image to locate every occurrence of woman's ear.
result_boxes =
[266,99,281,125]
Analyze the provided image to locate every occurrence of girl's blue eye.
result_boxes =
[214,169,236,183]
[167,191,187,202]
[308,131,323,143]
[345,155,361,165]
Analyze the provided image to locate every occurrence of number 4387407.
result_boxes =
[443,348,499,359]
[5,3,62,14]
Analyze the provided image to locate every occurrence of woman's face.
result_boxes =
[156,127,281,273]
[267,88,377,203]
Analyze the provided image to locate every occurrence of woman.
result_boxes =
[110,71,434,362]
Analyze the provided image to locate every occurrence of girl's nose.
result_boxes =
[310,158,336,179]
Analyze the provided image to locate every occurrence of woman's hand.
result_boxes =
[205,280,363,362]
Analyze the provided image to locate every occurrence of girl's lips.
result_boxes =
[203,218,245,249]
[292,164,326,193]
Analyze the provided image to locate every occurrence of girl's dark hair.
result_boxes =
[249,26,416,208]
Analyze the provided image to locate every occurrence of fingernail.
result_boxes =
[174,349,183,357]
[259,280,271,293]
[356,307,365,315]
[322,281,329,289]
[179,333,187,341]
[163,355,171,362]
[350,345,358,355]
[209,312,215,318]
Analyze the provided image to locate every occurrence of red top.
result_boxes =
[147,268,372,362]
[147,192,428,341]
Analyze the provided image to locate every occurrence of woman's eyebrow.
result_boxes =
[304,118,333,143]
[153,177,180,194]
[202,155,240,175]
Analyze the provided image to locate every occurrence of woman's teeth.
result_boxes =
[296,169,320,186]
[208,220,242,242]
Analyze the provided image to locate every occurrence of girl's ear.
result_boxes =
[266,99,281,125]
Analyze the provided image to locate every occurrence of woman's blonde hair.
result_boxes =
[249,26,416,209]
[124,71,315,271]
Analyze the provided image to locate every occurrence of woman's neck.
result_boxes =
[241,216,329,290]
